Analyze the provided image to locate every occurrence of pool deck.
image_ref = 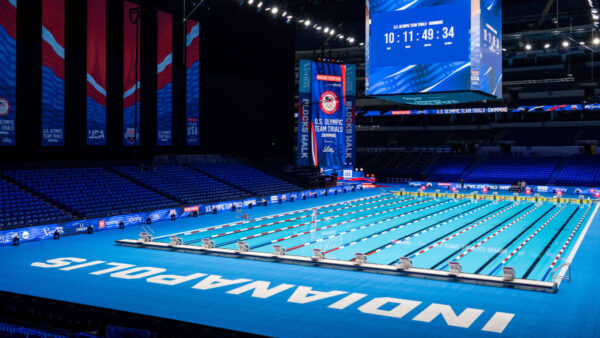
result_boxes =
[1,187,600,337]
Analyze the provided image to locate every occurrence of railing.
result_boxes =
[551,262,571,283]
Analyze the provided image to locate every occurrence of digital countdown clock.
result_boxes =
[366,0,502,105]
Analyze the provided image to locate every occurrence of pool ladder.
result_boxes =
[551,262,571,283]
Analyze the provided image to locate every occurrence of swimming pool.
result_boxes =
[144,192,595,283]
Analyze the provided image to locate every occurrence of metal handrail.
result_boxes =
[551,262,571,283]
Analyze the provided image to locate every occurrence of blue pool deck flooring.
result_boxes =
[1,187,599,337]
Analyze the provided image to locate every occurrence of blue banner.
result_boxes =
[344,64,356,168]
[311,62,347,169]
[185,20,200,145]
[156,11,172,146]
[86,0,107,145]
[297,59,312,167]
[41,0,65,146]
[0,0,17,146]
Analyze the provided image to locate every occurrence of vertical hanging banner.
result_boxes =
[41,0,65,146]
[310,62,348,169]
[344,64,356,168]
[185,20,199,145]
[0,0,17,146]
[156,11,172,146]
[123,1,140,146]
[296,59,311,167]
[86,0,107,145]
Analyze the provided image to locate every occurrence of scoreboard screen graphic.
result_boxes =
[366,0,501,105]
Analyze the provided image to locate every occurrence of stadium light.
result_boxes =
[305,20,310,26]
[544,43,550,48]
[359,42,365,46]
[594,37,600,45]
[271,7,278,14]
[580,41,585,45]
[330,29,335,35]
[594,14,599,20]
[282,11,287,17]
[316,26,322,30]
[525,44,532,50]
[562,40,570,47]
[324,27,329,33]
[248,0,254,4]
[257,1,262,7]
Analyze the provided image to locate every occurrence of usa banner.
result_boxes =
[310,62,347,169]
[86,0,107,145]
[123,1,141,146]
[41,0,65,146]
[156,11,172,146]
[296,59,311,167]
[185,20,199,145]
[0,0,17,146]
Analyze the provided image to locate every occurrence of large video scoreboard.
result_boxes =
[366,0,502,105]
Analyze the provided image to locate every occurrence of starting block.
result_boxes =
[449,261,462,275]
[354,252,367,265]
[273,245,286,256]
[138,232,153,243]
[201,238,215,249]
[502,267,515,281]
[169,236,183,246]
[396,257,412,270]
[237,241,249,252]
[312,248,324,261]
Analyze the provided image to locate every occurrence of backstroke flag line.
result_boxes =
[41,0,65,146]
[0,0,17,146]
[156,11,173,146]
[86,0,107,145]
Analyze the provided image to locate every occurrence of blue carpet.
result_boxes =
[0,188,598,337]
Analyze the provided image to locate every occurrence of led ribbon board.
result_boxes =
[366,0,502,105]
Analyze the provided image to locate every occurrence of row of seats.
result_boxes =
[422,155,600,187]
[555,155,600,186]
[190,163,301,196]
[0,177,73,229]
[427,156,474,182]
[463,156,560,185]
[3,168,178,218]
[0,163,305,230]
[358,127,599,148]
[114,165,251,205]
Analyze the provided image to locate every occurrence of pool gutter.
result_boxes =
[116,238,558,293]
